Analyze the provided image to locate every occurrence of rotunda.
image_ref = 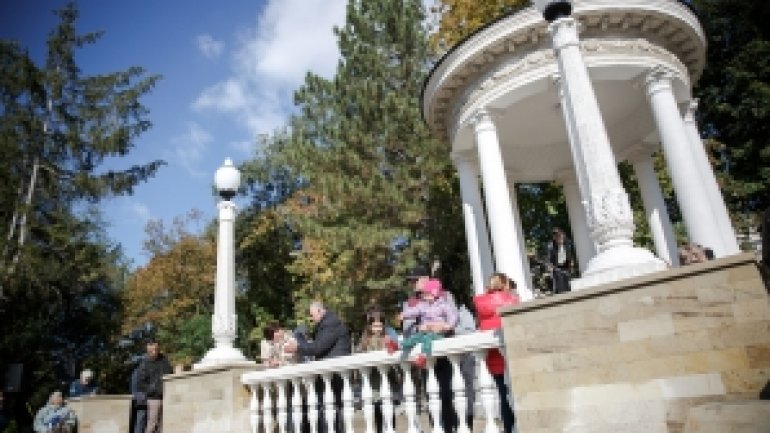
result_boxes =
[422,0,740,300]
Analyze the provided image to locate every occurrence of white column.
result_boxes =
[195,195,250,368]
[505,173,535,289]
[556,171,595,273]
[629,150,679,267]
[645,67,724,255]
[453,152,495,295]
[683,100,740,256]
[472,110,533,301]
[548,17,664,289]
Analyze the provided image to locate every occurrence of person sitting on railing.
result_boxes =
[261,321,299,367]
[356,307,400,433]
[285,301,351,433]
[473,273,520,433]
[388,278,459,433]
[388,279,458,367]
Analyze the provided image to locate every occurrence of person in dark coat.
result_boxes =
[130,360,147,433]
[546,227,575,294]
[286,301,351,433]
[135,341,173,433]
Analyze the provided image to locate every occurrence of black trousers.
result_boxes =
[492,374,515,433]
[552,266,571,294]
[316,374,344,433]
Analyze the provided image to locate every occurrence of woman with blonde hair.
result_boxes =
[473,272,519,433]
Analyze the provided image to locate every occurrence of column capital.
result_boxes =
[644,65,676,97]
[548,16,579,50]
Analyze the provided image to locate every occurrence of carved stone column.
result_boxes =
[548,18,664,289]
[452,151,494,295]
[556,170,595,273]
[472,109,533,301]
[627,146,679,267]
[645,67,723,255]
[504,172,534,290]
[682,100,740,257]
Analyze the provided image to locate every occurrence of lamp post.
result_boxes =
[194,158,251,369]
[534,0,665,286]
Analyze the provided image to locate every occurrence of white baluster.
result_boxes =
[263,383,274,433]
[277,380,289,433]
[400,362,420,433]
[361,367,375,433]
[449,354,470,433]
[425,358,442,433]
[343,371,355,433]
[377,365,395,433]
[250,385,260,433]
[322,373,336,433]
[305,376,319,433]
[474,350,497,433]
[291,379,303,433]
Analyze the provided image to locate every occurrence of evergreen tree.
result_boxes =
[692,0,770,231]
[256,0,462,322]
[0,2,163,411]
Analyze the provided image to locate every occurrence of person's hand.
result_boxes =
[283,339,298,353]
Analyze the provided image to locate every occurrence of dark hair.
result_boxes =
[263,321,280,341]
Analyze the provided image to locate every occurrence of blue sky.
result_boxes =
[0,0,347,266]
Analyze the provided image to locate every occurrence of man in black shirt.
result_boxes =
[136,341,173,433]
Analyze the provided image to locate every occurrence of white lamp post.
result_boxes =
[534,0,665,287]
[195,158,251,369]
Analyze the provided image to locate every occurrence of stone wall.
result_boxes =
[163,363,259,433]
[499,253,769,433]
[68,395,132,433]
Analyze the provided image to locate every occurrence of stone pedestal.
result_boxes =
[499,253,770,433]
[163,364,260,433]
[67,395,132,433]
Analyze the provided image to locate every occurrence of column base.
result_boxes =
[572,244,667,290]
[193,346,253,370]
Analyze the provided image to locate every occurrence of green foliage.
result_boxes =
[0,2,162,410]
[692,0,770,229]
[239,0,464,329]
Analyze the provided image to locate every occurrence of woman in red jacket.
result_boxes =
[473,273,519,433]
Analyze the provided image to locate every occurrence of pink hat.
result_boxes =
[420,279,443,297]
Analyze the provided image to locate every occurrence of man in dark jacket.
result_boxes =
[546,227,575,294]
[136,341,173,433]
[287,301,351,433]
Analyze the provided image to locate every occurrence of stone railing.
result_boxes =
[241,330,504,433]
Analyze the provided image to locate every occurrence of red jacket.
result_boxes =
[473,290,519,374]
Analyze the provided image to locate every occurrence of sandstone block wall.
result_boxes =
[67,395,132,433]
[499,253,769,433]
[163,364,259,433]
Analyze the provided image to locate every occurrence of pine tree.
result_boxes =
[259,0,460,321]
[0,2,163,407]
[692,0,770,231]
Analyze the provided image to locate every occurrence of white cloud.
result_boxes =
[130,201,153,222]
[196,34,225,59]
[192,0,346,139]
[171,122,212,177]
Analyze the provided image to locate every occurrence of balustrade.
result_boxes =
[242,330,505,433]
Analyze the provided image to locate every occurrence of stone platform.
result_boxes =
[499,253,770,433]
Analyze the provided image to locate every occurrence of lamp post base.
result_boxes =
[193,346,254,370]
